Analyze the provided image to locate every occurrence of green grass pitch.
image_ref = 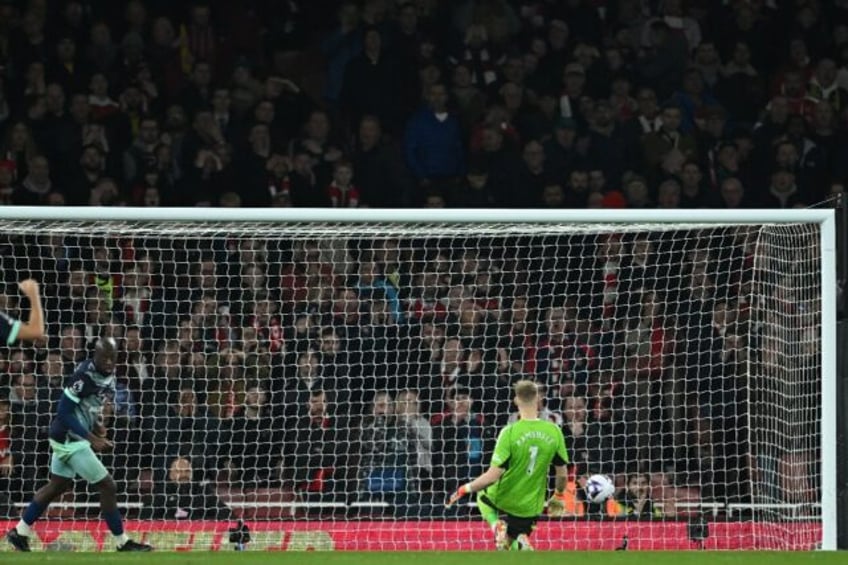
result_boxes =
[1,552,846,565]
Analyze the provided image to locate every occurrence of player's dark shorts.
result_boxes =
[478,494,537,538]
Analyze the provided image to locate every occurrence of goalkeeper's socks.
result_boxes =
[114,533,129,548]
[19,500,46,532]
[493,520,509,551]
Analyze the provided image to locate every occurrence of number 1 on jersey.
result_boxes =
[526,445,539,474]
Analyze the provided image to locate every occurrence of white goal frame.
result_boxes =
[0,206,838,551]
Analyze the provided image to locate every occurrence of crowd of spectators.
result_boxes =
[0,0,833,519]
[0,1,847,210]
[0,223,822,519]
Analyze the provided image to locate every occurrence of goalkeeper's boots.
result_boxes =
[117,539,153,552]
[6,528,30,552]
[515,534,534,551]
[493,520,509,551]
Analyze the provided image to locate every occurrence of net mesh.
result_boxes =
[0,219,823,550]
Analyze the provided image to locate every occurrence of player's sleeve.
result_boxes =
[0,311,22,346]
[63,371,95,404]
[490,426,512,468]
[552,425,569,466]
[57,390,92,438]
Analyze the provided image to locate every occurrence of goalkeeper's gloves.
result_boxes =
[445,483,473,508]
[547,491,566,517]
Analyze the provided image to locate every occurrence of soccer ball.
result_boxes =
[585,474,615,504]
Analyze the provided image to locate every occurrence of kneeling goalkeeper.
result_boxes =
[446,380,569,550]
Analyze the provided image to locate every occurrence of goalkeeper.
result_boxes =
[6,338,151,552]
[446,380,569,551]
[0,279,45,345]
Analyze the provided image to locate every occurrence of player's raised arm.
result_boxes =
[13,279,45,343]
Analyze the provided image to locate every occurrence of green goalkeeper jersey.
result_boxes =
[481,418,569,518]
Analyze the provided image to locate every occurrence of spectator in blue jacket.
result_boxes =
[404,83,465,184]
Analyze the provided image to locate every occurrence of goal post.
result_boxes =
[0,206,838,551]
[819,210,839,552]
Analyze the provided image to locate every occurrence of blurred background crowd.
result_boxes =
[0,0,847,209]
[0,224,820,520]
[0,0,835,520]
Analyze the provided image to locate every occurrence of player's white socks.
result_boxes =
[115,533,129,547]
[15,520,33,537]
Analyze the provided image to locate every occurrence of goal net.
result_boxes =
[0,210,834,551]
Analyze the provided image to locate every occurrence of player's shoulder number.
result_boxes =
[71,380,85,395]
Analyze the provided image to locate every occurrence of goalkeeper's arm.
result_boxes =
[445,466,505,507]
[546,464,569,516]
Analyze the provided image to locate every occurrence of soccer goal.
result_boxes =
[0,207,837,551]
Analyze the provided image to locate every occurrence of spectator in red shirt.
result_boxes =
[327,160,360,207]
[408,270,447,322]
[87,73,120,122]
[181,3,219,72]
[609,75,638,123]
[595,233,623,329]
[248,298,283,355]
[1,122,39,179]
[280,241,323,306]
[781,70,817,121]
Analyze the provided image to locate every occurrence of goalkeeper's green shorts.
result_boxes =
[49,439,109,484]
